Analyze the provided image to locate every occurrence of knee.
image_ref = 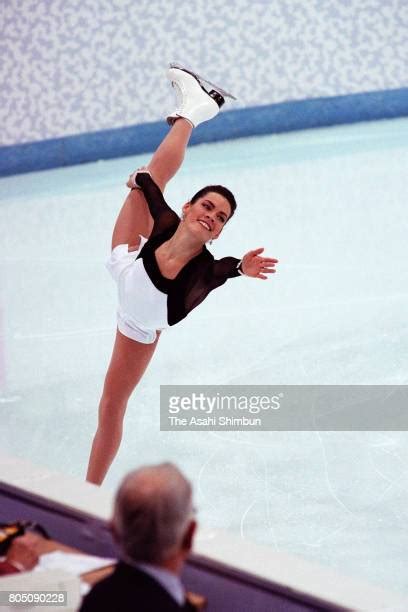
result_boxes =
[98,393,128,430]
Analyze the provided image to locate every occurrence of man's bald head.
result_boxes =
[112,463,194,564]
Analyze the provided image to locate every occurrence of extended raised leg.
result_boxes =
[111,119,193,250]
[111,63,233,249]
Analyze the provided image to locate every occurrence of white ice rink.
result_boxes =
[1,118,407,596]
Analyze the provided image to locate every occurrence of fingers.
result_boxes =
[246,247,264,257]
[255,258,278,280]
[260,263,277,270]
[259,257,278,276]
[242,250,280,280]
[126,167,152,188]
[245,250,278,263]
[259,269,276,277]
[242,252,279,279]
[137,166,151,174]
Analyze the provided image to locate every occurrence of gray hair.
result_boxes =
[112,463,194,564]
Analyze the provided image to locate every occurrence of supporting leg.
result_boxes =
[86,329,160,485]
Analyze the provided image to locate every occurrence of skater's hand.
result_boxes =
[126,166,152,189]
[241,248,278,279]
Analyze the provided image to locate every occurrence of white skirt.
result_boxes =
[106,237,168,344]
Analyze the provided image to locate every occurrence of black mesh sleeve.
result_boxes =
[135,172,180,236]
[135,172,172,218]
[176,254,241,321]
[212,256,242,280]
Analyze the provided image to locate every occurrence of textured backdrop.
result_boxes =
[1,0,407,146]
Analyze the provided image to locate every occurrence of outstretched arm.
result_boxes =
[212,248,278,281]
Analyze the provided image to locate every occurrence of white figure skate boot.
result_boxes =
[166,62,236,128]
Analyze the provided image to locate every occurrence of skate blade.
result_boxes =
[169,62,237,100]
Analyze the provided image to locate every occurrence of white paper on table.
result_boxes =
[0,569,81,611]
[34,550,116,575]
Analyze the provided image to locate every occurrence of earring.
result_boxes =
[208,238,213,245]
[181,212,186,221]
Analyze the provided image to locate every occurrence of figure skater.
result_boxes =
[86,64,278,484]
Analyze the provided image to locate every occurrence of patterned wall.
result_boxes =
[1,0,407,146]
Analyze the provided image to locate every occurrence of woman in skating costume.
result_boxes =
[86,65,278,484]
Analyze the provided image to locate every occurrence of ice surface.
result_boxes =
[0,118,407,594]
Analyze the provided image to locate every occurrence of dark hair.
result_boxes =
[190,185,237,220]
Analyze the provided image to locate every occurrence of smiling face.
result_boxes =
[182,191,232,242]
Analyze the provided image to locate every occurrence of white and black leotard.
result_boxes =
[135,172,241,326]
[106,172,241,343]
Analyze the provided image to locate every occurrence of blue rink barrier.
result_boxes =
[0,87,407,177]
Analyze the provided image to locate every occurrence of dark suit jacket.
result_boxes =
[79,561,197,612]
